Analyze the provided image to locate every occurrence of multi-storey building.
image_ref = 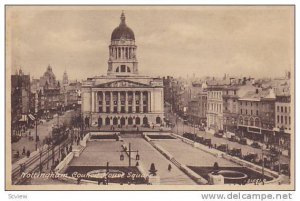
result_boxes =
[238,88,276,143]
[81,12,164,127]
[11,69,34,127]
[274,94,291,148]
[187,83,207,126]
[206,85,224,132]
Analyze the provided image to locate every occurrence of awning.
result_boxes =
[28,114,35,121]
[19,115,28,122]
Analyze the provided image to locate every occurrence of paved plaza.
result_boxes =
[69,138,196,185]
[154,139,238,167]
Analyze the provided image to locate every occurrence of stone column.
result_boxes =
[132,91,136,113]
[110,91,114,113]
[91,91,94,112]
[125,91,128,113]
[147,91,151,113]
[95,92,98,112]
[102,91,106,113]
[140,91,143,113]
[117,91,121,113]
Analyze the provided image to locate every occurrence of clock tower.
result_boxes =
[107,11,138,76]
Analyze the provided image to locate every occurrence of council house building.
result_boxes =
[81,12,164,127]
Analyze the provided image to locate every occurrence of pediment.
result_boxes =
[95,80,150,88]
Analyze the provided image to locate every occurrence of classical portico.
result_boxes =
[81,12,164,127]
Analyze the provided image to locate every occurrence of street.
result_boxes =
[11,110,78,164]
[166,111,290,165]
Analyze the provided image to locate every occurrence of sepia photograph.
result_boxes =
[5,5,294,191]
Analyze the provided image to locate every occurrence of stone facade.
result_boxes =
[81,12,164,127]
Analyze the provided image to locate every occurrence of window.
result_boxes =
[246,110,248,115]
[121,65,126,72]
[285,106,287,113]
[281,116,283,124]
[240,109,243,114]
[285,116,287,124]
[256,110,258,116]
[277,115,280,123]
[127,66,131,72]
[251,110,253,115]
[234,90,236,95]
[116,67,120,72]
[281,106,283,112]
[277,106,280,112]
[289,116,291,125]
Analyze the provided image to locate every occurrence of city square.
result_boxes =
[7,6,293,189]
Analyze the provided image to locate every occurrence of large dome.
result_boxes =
[111,12,135,41]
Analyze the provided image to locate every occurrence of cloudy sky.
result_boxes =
[7,6,294,81]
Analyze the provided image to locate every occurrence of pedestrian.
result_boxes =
[26,150,30,158]
[168,164,172,172]
[22,147,26,155]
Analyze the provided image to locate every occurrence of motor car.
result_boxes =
[239,138,247,145]
[228,135,238,142]
[217,143,228,152]
[203,138,212,146]
[251,142,261,149]
[243,153,258,162]
[228,148,242,157]
[214,132,223,138]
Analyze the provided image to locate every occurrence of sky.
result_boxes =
[6,6,294,81]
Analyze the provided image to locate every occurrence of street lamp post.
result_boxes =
[35,114,38,151]
[261,145,265,185]
[38,143,44,173]
[120,143,139,167]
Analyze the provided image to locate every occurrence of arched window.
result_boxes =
[127,66,131,72]
[128,117,133,125]
[239,116,243,125]
[143,117,148,125]
[98,117,102,127]
[105,117,110,125]
[113,117,118,125]
[120,117,125,125]
[250,117,254,126]
[156,116,161,124]
[135,117,140,125]
[255,118,260,127]
[121,65,126,72]
[116,67,119,72]
[244,117,249,126]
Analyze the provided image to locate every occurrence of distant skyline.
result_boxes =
[7,6,294,80]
